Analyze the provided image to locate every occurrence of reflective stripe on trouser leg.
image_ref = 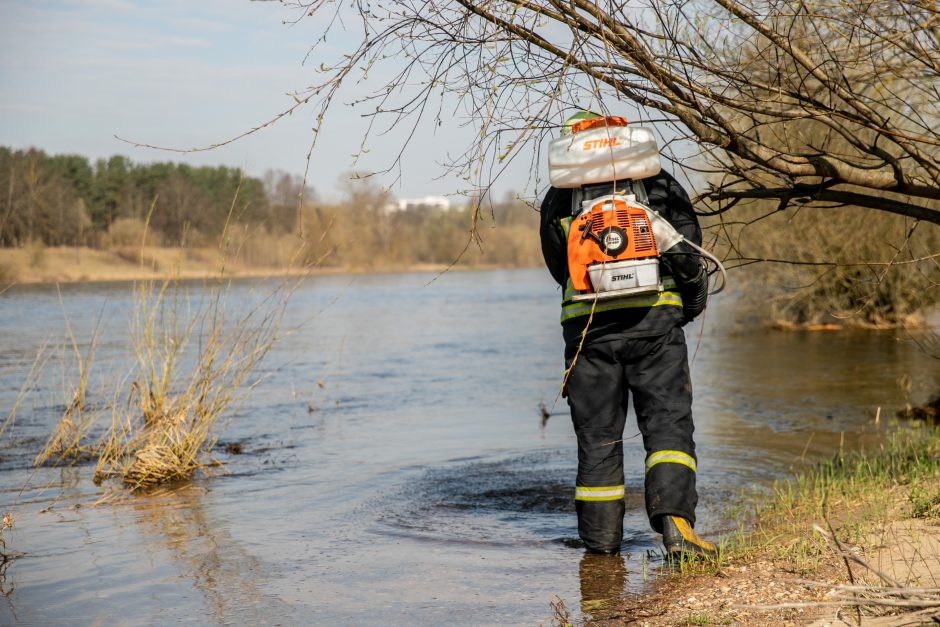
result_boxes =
[644,456,696,532]
[575,485,625,501]
[645,449,697,532]
[626,326,699,532]
[646,450,696,473]
[565,339,628,553]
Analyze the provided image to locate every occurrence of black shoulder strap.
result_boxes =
[570,187,583,217]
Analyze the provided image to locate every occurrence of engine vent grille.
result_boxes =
[632,216,654,252]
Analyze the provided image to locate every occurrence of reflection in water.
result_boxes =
[578,551,627,621]
[129,485,270,625]
[0,559,14,617]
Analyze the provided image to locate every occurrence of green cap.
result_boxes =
[560,110,602,136]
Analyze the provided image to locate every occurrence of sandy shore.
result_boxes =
[614,511,939,626]
[593,430,940,626]
[0,246,517,287]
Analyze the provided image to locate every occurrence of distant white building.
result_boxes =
[385,195,452,213]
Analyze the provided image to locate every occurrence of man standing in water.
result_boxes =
[540,112,717,557]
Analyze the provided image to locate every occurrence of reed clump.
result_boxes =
[91,274,288,489]
[29,189,293,490]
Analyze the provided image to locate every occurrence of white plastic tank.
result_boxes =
[548,125,662,188]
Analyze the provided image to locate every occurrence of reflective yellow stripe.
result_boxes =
[561,285,682,322]
[575,485,625,501]
[645,450,697,473]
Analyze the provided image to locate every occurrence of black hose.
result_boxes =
[662,243,708,321]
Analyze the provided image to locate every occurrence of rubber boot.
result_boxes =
[661,515,717,559]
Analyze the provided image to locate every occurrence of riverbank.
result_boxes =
[0,245,525,286]
[607,428,940,626]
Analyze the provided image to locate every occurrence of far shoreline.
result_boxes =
[0,245,538,289]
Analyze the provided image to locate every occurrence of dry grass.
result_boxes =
[26,240,46,269]
[28,270,290,489]
[0,244,299,284]
[712,204,940,328]
[89,272,290,490]
[30,197,295,489]
[34,290,101,466]
[0,257,17,285]
[0,512,13,559]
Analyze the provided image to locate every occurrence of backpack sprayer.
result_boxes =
[547,115,726,302]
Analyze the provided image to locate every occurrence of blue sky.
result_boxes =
[0,0,495,201]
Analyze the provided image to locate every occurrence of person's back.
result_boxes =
[539,112,717,557]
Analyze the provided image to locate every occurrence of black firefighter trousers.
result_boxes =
[564,325,698,553]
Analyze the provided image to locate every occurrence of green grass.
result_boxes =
[727,427,940,573]
[909,481,940,519]
[661,428,940,579]
[666,547,726,577]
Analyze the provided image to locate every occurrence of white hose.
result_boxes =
[641,204,728,296]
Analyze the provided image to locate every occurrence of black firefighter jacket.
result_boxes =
[539,169,706,346]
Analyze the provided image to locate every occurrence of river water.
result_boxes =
[0,269,936,625]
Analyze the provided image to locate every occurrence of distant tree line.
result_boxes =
[0,147,544,270]
[297,179,540,270]
[0,146,303,248]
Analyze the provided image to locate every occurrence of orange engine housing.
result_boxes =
[567,197,659,292]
